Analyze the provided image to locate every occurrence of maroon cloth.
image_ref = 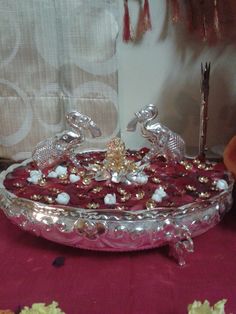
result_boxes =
[0,203,236,313]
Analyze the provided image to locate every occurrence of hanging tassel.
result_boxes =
[135,0,152,41]
[199,0,207,41]
[213,0,221,39]
[170,0,180,23]
[185,0,194,33]
[123,0,132,42]
[135,0,146,41]
[143,0,152,30]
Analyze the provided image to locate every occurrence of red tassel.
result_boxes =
[135,0,145,41]
[135,0,152,41]
[143,0,152,30]
[170,0,180,23]
[213,0,221,39]
[186,0,194,33]
[123,0,131,42]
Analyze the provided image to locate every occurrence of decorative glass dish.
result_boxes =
[0,105,234,265]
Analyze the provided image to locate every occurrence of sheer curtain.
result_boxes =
[0,0,119,161]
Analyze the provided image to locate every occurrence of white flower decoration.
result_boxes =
[69,174,80,183]
[55,165,67,177]
[104,193,116,205]
[47,171,58,178]
[55,192,70,205]
[135,173,148,184]
[215,179,228,191]
[27,170,43,184]
[152,186,167,202]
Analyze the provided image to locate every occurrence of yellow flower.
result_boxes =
[19,301,65,314]
[188,299,227,314]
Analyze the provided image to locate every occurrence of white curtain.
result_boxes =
[0,0,119,160]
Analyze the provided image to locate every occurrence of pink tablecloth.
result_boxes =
[0,200,236,314]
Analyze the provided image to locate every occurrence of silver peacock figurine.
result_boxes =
[127,104,185,163]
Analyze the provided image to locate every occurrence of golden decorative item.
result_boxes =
[117,187,128,195]
[86,203,100,209]
[185,185,197,192]
[198,192,211,198]
[38,179,46,186]
[44,196,54,204]
[198,163,206,169]
[146,199,156,209]
[198,176,209,184]
[152,177,161,184]
[120,193,131,202]
[135,191,145,200]
[30,194,42,201]
[92,186,103,193]
[82,177,92,185]
[185,163,193,170]
[103,137,137,174]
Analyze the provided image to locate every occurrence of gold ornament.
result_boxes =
[185,185,197,191]
[13,182,24,188]
[82,177,92,185]
[103,137,138,174]
[44,196,54,204]
[120,193,131,202]
[135,191,145,200]
[185,163,193,170]
[198,192,210,198]
[30,194,42,201]
[38,179,47,186]
[198,176,209,183]
[152,177,161,184]
[92,186,103,193]
[117,187,128,195]
[146,199,156,209]
[87,202,100,209]
[198,163,206,169]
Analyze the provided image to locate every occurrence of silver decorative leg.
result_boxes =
[167,224,194,266]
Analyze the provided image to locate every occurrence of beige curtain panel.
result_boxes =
[0,0,119,161]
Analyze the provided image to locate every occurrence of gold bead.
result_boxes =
[92,186,103,193]
[185,163,193,170]
[13,182,24,188]
[59,174,68,180]
[120,193,131,202]
[198,163,206,169]
[193,159,201,164]
[135,191,145,200]
[78,170,85,177]
[146,199,156,209]
[117,188,127,195]
[198,192,210,198]
[44,196,54,204]
[185,185,197,191]
[38,179,46,186]
[152,177,161,184]
[198,176,209,183]
[70,167,78,174]
[82,177,92,185]
[30,194,42,201]
[87,202,100,209]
